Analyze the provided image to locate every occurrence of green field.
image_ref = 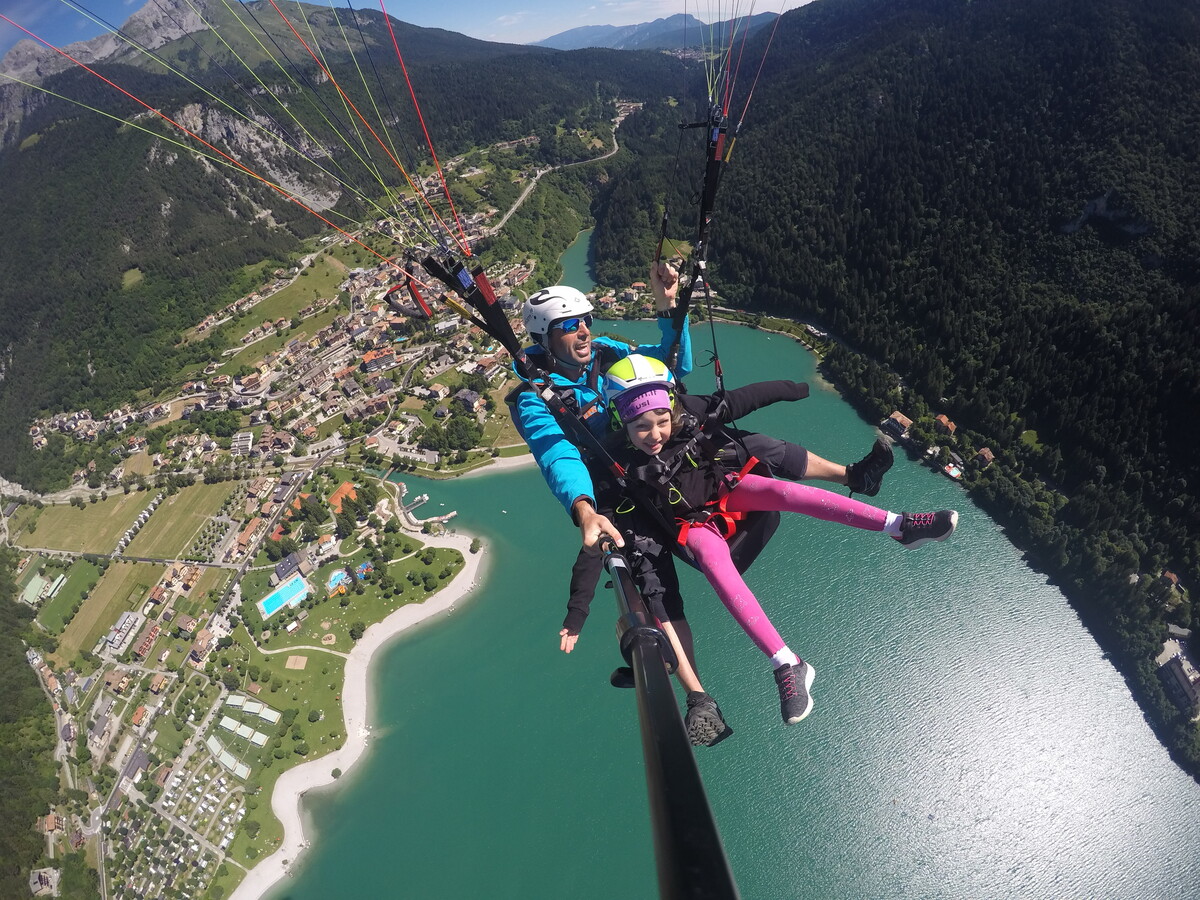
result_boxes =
[191,566,232,603]
[217,621,349,870]
[33,494,154,554]
[37,559,103,634]
[7,505,42,543]
[316,412,345,440]
[215,255,349,375]
[126,483,235,559]
[15,553,46,589]
[253,546,463,653]
[52,561,165,666]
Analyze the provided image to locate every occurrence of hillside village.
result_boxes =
[24,236,659,487]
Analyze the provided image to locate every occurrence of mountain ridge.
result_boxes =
[534,12,778,50]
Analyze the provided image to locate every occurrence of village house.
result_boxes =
[29,867,60,897]
[132,622,161,660]
[454,388,486,414]
[361,349,396,373]
[189,629,215,668]
[234,517,264,557]
[881,411,913,439]
[271,551,316,586]
[934,414,957,435]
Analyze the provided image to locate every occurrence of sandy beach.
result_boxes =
[459,451,537,478]
[229,529,489,900]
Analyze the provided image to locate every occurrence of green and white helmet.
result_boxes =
[603,354,676,424]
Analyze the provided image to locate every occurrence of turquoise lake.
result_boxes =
[272,231,1200,899]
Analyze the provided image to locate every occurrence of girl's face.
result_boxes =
[626,409,674,456]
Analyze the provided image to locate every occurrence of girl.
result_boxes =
[594,354,958,728]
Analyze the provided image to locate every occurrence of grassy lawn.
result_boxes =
[254,545,462,654]
[15,552,45,589]
[126,482,235,559]
[33,494,155,554]
[216,622,349,868]
[316,412,345,441]
[7,504,41,543]
[1020,429,1043,450]
[52,561,165,666]
[216,307,341,377]
[152,718,188,761]
[190,566,232,604]
[496,444,531,458]
[214,258,348,376]
[37,559,103,634]
[124,451,155,476]
[248,257,347,322]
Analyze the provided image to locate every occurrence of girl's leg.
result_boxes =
[724,473,889,531]
[685,523,790,659]
[685,522,816,725]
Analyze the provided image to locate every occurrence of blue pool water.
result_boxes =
[258,575,309,619]
[327,570,350,592]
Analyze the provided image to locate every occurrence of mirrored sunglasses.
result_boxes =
[552,314,593,334]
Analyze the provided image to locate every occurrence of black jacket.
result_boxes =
[599,379,809,526]
[561,380,807,634]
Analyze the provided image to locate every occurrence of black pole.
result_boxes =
[603,545,740,900]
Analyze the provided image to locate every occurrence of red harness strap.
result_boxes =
[675,456,760,547]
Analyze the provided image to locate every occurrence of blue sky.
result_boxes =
[1,1,817,61]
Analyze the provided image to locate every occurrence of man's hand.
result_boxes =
[559,629,580,653]
[650,261,679,312]
[574,499,624,551]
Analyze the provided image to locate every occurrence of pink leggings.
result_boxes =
[683,474,888,657]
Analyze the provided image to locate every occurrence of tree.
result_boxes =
[348,622,365,641]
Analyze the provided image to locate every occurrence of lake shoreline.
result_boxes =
[228,529,490,900]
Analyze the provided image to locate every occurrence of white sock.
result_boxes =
[771,648,800,670]
[883,512,903,537]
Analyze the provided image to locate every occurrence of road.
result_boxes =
[486,108,627,236]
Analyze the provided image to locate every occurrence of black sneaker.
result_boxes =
[773,660,815,725]
[895,510,959,549]
[846,437,894,497]
[685,692,734,747]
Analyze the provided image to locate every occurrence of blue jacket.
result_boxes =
[512,316,692,517]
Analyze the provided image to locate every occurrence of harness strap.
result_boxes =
[675,455,760,547]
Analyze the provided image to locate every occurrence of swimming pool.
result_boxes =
[327,570,350,592]
[258,575,309,619]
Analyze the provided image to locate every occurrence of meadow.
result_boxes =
[37,559,103,634]
[53,561,165,666]
[33,494,154,554]
[125,482,235,559]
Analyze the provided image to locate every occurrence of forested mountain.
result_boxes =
[0,4,681,491]
[593,0,1200,771]
[534,12,778,51]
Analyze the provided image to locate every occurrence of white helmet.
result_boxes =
[522,286,593,344]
